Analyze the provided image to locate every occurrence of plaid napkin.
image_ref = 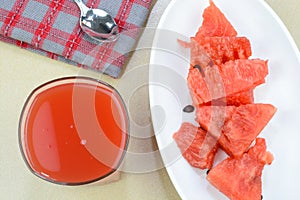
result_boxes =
[0,0,153,78]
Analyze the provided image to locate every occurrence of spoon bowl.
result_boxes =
[74,0,119,42]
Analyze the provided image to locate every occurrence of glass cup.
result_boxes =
[19,77,129,185]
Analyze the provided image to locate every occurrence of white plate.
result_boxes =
[149,0,300,199]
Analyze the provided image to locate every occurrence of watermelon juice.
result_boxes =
[19,77,129,185]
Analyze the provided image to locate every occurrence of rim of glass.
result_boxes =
[18,76,130,186]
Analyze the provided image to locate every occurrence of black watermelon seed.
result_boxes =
[261,195,263,200]
[183,105,195,113]
[206,169,210,175]
[193,64,202,71]
[193,65,205,77]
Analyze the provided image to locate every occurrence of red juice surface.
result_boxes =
[20,78,129,184]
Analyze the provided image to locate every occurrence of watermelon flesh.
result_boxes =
[195,104,277,157]
[196,0,237,38]
[178,37,252,70]
[173,122,218,169]
[178,37,254,106]
[203,88,254,106]
[207,138,274,200]
[193,36,252,66]
[188,58,268,106]
[179,37,213,70]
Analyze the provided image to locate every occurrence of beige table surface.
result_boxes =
[1,0,299,199]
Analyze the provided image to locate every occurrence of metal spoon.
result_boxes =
[74,0,119,42]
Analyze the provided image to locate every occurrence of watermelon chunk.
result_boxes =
[195,0,237,38]
[195,104,277,157]
[185,38,213,70]
[173,122,218,169]
[179,37,252,67]
[223,88,254,106]
[178,38,254,105]
[207,138,273,200]
[203,88,254,106]
[193,36,252,65]
[188,59,268,105]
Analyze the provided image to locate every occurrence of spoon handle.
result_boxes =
[74,0,89,14]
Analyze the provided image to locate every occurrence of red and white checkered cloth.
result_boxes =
[0,0,153,78]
